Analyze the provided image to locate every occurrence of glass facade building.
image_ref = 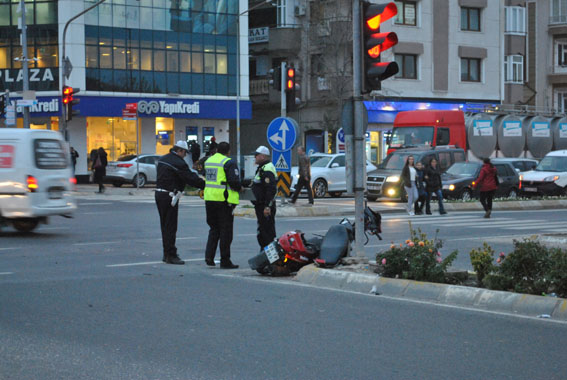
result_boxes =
[0,0,251,182]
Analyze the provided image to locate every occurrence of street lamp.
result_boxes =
[236,0,274,170]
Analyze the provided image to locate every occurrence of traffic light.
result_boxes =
[285,66,299,111]
[269,66,281,91]
[362,2,399,92]
[62,86,80,122]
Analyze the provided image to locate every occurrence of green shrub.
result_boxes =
[376,227,457,283]
[498,238,553,295]
[549,248,567,298]
[469,242,496,286]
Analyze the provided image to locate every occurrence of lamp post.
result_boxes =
[236,0,274,169]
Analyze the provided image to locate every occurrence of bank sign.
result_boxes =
[0,68,59,92]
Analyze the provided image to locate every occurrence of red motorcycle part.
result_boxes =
[278,230,316,264]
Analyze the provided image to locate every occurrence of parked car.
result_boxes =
[105,154,161,188]
[290,153,377,198]
[366,146,466,201]
[491,157,538,173]
[442,161,520,200]
[520,150,567,197]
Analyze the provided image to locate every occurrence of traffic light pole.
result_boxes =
[350,0,367,262]
[281,62,286,117]
[20,0,30,129]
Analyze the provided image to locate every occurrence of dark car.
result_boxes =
[366,146,466,201]
[491,157,538,173]
[442,161,520,201]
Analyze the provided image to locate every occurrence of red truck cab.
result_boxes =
[387,110,466,155]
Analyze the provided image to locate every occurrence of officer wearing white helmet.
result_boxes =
[155,140,205,265]
[250,145,277,249]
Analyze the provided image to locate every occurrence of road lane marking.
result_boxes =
[0,247,21,251]
[107,258,213,267]
[0,272,14,275]
[73,241,120,246]
[78,202,113,206]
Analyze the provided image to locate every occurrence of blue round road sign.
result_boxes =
[266,117,298,152]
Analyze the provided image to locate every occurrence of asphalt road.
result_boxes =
[1,197,567,379]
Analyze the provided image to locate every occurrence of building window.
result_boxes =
[505,7,526,34]
[277,0,287,27]
[461,7,480,32]
[557,41,567,67]
[551,0,567,24]
[394,1,417,26]
[558,91,567,113]
[461,58,481,82]
[394,54,417,79]
[504,55,524,83]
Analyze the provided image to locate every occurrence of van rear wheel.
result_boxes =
[12,218,39,233]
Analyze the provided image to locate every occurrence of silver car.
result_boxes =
[105,154,160,188]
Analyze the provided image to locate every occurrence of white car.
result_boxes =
[105,154,161,188]
[519,150,567,197]
[290,153,377,198]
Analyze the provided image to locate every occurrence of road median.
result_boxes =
[295,264,567,321]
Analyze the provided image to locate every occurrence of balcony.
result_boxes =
[550,14,567,25]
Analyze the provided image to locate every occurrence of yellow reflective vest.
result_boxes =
[204,153,239,205]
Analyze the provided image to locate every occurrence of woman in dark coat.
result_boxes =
[92,147,108,193]
[474,157,499,218]
[424,157,447,215]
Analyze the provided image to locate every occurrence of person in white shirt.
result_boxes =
[401,155,418,216]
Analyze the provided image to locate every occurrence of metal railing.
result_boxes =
[465,104,565,117]
[550,14,567,24]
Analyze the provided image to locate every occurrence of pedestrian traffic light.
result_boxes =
[62,86,80,122]
[269,66,281,91]
[362,1,399,92]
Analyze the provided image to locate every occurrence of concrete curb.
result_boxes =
[295,265,567,321]
[234,199,567,217]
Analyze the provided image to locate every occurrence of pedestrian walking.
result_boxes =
[424,157,447,215]
[400,155,418,215]
[474,157,499,218]
[290,146,314,206]
[203,141,241,269]
[155,141,205,265]
[251,145,278,250]
[70,147,79,175]
[92,147,108,193]
[414,161,427,215]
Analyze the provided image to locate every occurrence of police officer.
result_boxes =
[204,142,241,269]
[155,140,205,265]
[251,146,277,249]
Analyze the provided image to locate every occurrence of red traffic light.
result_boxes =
[366,32,398,59]
[62,86,73,104]
[286,68,295,91]
[364,2,397,31]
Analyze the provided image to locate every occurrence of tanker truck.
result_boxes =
[387,109,567,160]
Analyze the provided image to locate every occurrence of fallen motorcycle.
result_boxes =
[248,206,382,276]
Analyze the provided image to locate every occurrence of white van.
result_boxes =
[520,150,567,197]
[0,129,76,232]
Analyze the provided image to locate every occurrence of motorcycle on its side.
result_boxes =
[248,206,382,276]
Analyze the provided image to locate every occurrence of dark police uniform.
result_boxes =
[204,152,241,267]
[251,160,277,249]
[155,150,205,263]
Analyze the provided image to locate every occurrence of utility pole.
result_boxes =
[20,0,30,129]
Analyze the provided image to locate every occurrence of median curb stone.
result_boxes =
[295,265,567,321]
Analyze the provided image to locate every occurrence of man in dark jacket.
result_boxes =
[424,157,447,215]
[155,140,205,265]
[251,146,278,249]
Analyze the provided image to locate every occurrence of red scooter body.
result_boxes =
[278,230,318,264]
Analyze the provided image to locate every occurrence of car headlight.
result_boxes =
[449,184,455,191]
[295,174,300,179]
[543,175,559,182]
[385,175,400,183]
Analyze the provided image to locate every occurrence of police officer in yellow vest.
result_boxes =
[204,142,241,269]
[251,145,278,249]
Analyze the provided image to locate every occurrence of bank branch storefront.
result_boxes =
[7,95,251,182]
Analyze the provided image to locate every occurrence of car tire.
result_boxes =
[12,218,39,233]
[460,189,472,201]
[329,192,342,198]
[112,181,123,188]
[133,173,147,188]
[367,195,379,202]
[507,188,518,199]
[312,179,328,198]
